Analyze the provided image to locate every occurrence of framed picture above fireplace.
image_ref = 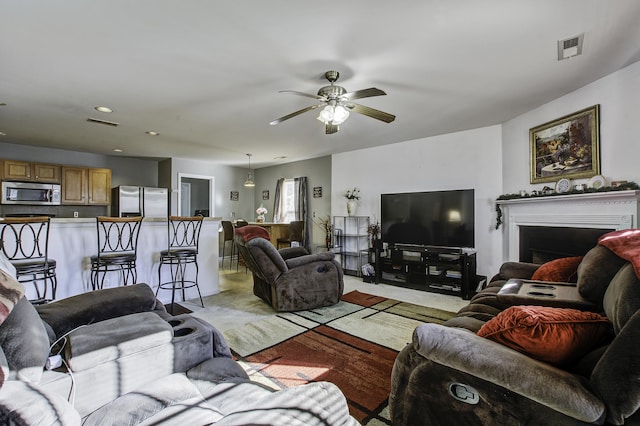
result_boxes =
[530,104,600,184]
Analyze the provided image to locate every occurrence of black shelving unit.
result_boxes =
[379,244,477,299]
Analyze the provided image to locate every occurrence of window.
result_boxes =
[279,179,296,223]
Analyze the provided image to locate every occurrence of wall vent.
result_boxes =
[87,117,120,127]
[557,33,584,60]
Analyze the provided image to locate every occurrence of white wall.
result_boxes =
[332,125,503,278]
[502,60,640,194]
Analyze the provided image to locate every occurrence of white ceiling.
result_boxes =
[1,1,639,168]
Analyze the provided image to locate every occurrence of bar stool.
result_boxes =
[156,216,204,313]
[277,220,305,249]
[234,220,248,272]
[90,216,143,290]
[0,216,57,303]
[221,220,236,270]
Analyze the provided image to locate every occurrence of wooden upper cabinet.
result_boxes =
[88,168,111,205]
[2,160,60,183]
[61,166,111,205]
[61,167,87,204]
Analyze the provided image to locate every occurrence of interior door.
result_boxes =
[181,182,191,216]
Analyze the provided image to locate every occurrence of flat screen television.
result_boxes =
[381,189,475,248]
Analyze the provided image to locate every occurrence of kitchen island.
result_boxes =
[31,217,221,303]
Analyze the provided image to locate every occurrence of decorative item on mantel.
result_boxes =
[493,181,640,229]
[256,205,267,223]
[345,187,360,216]
[367,221,381,249]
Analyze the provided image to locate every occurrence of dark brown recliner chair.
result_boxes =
[390,242,640,425]
[234,225,344,312]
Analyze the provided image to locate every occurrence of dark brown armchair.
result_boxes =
[234,225,343,312]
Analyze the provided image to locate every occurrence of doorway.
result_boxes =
[177,173,215,216]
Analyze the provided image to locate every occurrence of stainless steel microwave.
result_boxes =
[1,181,61,205]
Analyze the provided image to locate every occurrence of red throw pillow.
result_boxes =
[477,305,612,366]
[531,256,583,283]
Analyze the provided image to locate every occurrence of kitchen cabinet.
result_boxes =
[2,160,60,183]
[61,167,111,205]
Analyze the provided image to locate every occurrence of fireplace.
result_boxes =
[519,225,613,263]
[497,190,640,262]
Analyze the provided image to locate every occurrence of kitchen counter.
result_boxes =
[23,217,222,302]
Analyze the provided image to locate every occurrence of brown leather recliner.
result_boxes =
[390,243,640,425]
[234,225,344,312]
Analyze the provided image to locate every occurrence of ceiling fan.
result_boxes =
[269,70,396,134]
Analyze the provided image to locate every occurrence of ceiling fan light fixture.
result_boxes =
[244,153,255,187]
[332,105,349,125]
[317,105,334,124]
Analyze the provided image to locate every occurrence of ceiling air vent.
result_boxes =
[87,117,120,127]
[557,34,584,61]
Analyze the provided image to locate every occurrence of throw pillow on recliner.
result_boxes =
[478,305,612,366]
[0,263,27,389]
[0,297,50,384]
[531,256,583,283]
[577,245,626,304]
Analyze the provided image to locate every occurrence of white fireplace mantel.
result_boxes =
[496,190,640,261]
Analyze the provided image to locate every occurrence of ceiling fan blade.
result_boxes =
[279,90,326,100]
[270,104,323,125]
[348,103,396,123]
[326,124,339,134]
[342,87,387,100]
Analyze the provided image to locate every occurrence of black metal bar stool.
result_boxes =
[0,216,57,304]
[90,216,143,290]
[156,216,204,313]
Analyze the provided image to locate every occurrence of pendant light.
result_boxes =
[244,153,255,187]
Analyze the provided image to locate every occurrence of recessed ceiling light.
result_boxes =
[0,102,6,107]
[0,132,6,136]
[95,106,113,113]
[112,148,123,153]
[273,156,287,160]
[145,131,159,136]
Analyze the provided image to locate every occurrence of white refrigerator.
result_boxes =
[111,186,169,218]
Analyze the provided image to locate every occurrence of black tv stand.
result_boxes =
[379,244,478,299]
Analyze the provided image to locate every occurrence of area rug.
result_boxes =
[222,290,456,425]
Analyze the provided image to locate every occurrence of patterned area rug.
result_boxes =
[223,290,456,425]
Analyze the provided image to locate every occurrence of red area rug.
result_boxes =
[231,291,456,424]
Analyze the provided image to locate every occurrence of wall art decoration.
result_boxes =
[230,191,239,201]
[313,186,323,198]
[530,104,600,184]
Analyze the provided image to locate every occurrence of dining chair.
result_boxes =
[234,220,249,272]
[221,220,236,270]
[276,220,305,249]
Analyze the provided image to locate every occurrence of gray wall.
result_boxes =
[254,156,332,252]
[0,141,161,217]
[0,141,159,188]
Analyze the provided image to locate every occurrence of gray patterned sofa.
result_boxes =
[0,254,358,425]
